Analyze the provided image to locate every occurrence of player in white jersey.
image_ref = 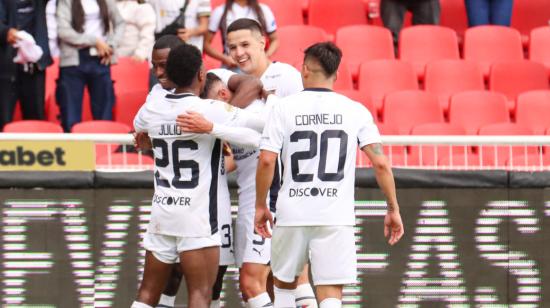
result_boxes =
[131,43,265,308]
[254,42,404,308]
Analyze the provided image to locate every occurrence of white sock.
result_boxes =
[295,283,317,307]
[157,294,175,308]
[248,292,273,307]
[131,301,153,308]
[274,286,295,308]
[210,299,221,308]
[319,298,342,308]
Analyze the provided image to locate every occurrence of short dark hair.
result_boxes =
[304,42,342,77]
[200,73,224,99]
[153,35,184,50]
[227,18,264,35]
[166,43,203,88]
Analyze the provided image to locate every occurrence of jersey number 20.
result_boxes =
[153,139,199,189]
[290,129,348,182]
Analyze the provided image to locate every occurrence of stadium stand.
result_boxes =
[508,153,550,167]
[111,57,150,93]
[3,120,64,133]
[113,90,149,128]
[438,153,482,167]
[409,123,468,166]
[463,26,524,78]
[358,60,418,115]
[478,123,537,167]
[489,61,549,112]
[96,152,154,167]
[529,27,550,76]
[510,0,550,46]
[399,25,460,79]
[439,0,468,40]
[335,25,394,78]
[424,60,485,113]
[515,90,550,134]
[336,90,376,118]
[448,91,510,134]
[270,25,328,64]
[383,90,443,134]
[333,60,354,91]
[71,120,132,162]
[260,0,304,26]
[307,0,367,37]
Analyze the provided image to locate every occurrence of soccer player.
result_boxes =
[254,42,404,308]
[131,43,264,308]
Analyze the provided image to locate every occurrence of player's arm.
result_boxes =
[254,150,277,238]
[226,74,264,109]
[361,143,404,245]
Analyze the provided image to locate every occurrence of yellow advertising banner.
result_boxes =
[0,141,95,171]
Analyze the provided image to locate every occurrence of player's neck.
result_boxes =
[251,56,272,78]
[174,86,199,96]
[303,80,333,90]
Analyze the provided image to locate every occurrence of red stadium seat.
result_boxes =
[399,25,460,79]
[336,90,376,118]
[335,25,394,78]
[72,120,132,161]
[515,90,550,134]
[308,0,367,37]
[439,0,468,40]
[464,26,524,78]
[511,0,550,46]
[3,120,64,133]
[529,27,550,76]
[409,123,468,166]
[333,60,354,91]
[270,25,328,64]
[96,153,154,168]
[383,90,443,134]
[45,57,59,103]
[375,123,406,160]
[358,60,418,115]
[260,0,304,26]
[448,91,510,134]
[438,153,483,168]
[111,57,150,93]
[113,89,149,128]
[489,61,549,112]
[424,60,485,113]
[45,89,99,125]
[478,123,537,167]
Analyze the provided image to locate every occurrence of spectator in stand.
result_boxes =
[0,0,52,130]
[116,0,155,62]
[55,0,124,132]
[464,0,513,27]
[380,0,440,51]
[148,0,210,88]
[204,0,279,69]
[46,0,59,57]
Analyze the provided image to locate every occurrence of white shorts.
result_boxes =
[271,226,357,285]
[234,210,273,267]
[218,199,235,266]
[143,232,221,264]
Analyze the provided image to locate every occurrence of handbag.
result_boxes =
[156,0,190,38]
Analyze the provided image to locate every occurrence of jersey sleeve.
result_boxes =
[208,5,223,32]
[208,68,236,86]
[197,0,211,16]
[260,101,285,154]
[260,4,277,34]
[356,104,382,148]
[133,104,148,133]
[202,99,265,132]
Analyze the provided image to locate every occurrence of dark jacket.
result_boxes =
[0,0,52,80]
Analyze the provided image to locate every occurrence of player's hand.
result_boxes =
[7,28,18,45]
[254,204,273,238]
[133,132,152,151]
[177,28,192,42]
[384,209,404,245]
[176,111,213,133]
[222,56,238,68]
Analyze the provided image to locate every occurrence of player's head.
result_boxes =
[200,72,233,102]
[152,35,184,89]
[166,43,205,90]
[227,18,268,75]
[302,42,342,86]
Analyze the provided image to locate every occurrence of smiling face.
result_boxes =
[227,29,266,76]
[151,48,175,90]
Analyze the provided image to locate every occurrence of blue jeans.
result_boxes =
[56,49,115,132]
[465,0,513,26]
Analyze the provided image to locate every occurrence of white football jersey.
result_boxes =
[134,92,257,237]
[260,89,382,226]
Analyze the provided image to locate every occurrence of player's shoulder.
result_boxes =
[270,61,299,74]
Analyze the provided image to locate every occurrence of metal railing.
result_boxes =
[2,133,550,171]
